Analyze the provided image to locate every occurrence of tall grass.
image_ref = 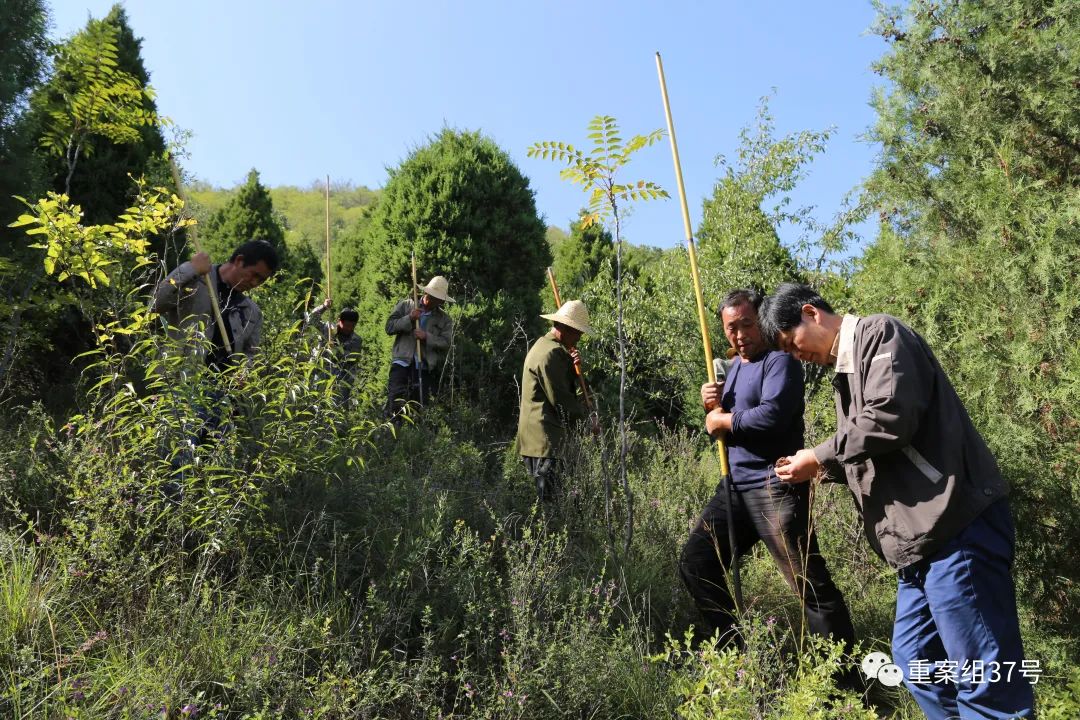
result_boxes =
[0,319,1075,717]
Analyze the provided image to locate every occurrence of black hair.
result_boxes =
[339,308,359,322]
[717,288,763,315]
[230,239,280,272]
[758,283,835,344]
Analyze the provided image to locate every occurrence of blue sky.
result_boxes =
[49,1,886,251]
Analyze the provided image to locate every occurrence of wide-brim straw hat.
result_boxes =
[417,275,455,303]
[540,299,593,334]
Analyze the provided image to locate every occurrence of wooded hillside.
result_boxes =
[1,1,1077,718]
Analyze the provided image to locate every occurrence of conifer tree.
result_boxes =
[856,0,1080,632]
[199,169,287,267]
[352,128,550,418]
[0,0,51,393]
[0,0,50,239]
[546,210,614,308]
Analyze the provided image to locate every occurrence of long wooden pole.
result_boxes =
[656,52,741,612]
[546,267,594,414]
[168,159,232,355]
[325,175,332,344]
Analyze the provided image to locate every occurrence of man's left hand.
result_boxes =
[775,448,820,483]
[413,328,427,340]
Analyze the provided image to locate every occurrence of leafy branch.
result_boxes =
[10,182,194,349]
[528,116,669,563]
[36,19,163,194]
[528,116,668,227]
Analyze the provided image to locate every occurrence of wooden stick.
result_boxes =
[546,267,594,414]
[168,158,232,355]
[411,253,424,404]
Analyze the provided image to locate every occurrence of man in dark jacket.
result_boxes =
[152,239,279,369]
[152,239,279,497]
[305,299,363,403]
[683,289,856,656]
[761,283,1033,720]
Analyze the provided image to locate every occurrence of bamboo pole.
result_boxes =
[168,159,232,355]
[656,52,742,613]
[325,175,332,344]
[546,267,595,414]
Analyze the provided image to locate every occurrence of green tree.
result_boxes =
[0,0,50,236]
[199,169,287,266]
[696,106,810,296]
[856,0,1080,637]
[352,127,550,419]
[529,115,669,560]
[0,0,50,385]
[3,4,174,402]
[545,209,614,309]
[30,8,163,204]
[77,7,173,222]
[329,210,372,309]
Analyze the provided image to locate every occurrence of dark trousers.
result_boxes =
[165,388,228,501]
[680,480,856,650]
[892,499,1033,719]
[522,456,560,502]
[386,363,432,423]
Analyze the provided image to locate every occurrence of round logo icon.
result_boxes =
[877,663,905,687]
[861,651,893,680]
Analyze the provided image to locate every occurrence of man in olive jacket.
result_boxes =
[761,283,1033,720]
[384,275,454,422]
[517,299,596,501]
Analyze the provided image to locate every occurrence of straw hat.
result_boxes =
[540,300,593,334]
[418,275,455,303]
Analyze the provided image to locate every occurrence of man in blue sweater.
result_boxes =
[680,289,856,654]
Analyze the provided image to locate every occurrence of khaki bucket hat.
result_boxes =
[418,275,455,303]
[540,300,593,334]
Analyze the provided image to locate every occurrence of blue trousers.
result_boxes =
[892,499,1034,719]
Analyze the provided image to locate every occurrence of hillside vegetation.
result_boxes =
[1,1,1078,718]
